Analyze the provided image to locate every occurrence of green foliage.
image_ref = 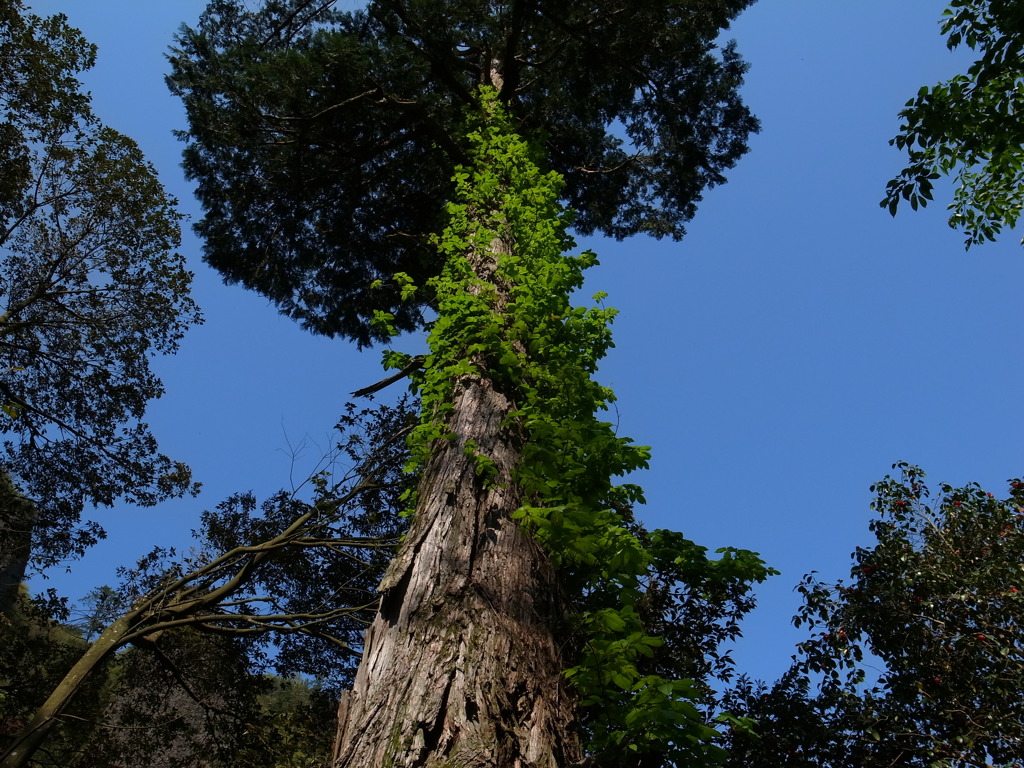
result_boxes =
[25,627,329,768]
[722,463,1024,768]
[169,0,758,346]
[0,1,201,570]
[883,0,1024,246]
[0,591,113,768]
[1,603,334,768]
[169,0,764,760]
[241,676,336,768]
[75,631,264,768]
[402,91,773,766]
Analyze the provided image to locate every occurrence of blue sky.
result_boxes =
[26,1,1024,684]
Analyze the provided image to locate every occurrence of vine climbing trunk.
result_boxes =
[332,356,578,767]
[332,99,582,768]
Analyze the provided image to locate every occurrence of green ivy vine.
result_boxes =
[382,88,775,765]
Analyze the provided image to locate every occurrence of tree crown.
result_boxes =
[0,2,201,568]
[169,0,758,346]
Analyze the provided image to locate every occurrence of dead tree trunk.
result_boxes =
[332,127,581,765]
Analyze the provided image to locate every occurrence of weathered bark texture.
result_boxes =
[333,235,581,767]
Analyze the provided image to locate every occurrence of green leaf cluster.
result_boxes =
[723,462,1024,768]
[883,0,1024,246]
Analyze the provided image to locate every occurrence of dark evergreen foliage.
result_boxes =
[168,0,759,346]
[81,633,271,768]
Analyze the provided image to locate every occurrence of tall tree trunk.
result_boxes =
[0,469,35,620]
[333,365,579,766]
[332,118,581,766]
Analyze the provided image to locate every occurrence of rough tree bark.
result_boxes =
[332,137,581,766]
[332,374,579,767]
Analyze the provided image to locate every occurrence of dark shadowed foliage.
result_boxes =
[168,0,758,346]
[0,2,201,598]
